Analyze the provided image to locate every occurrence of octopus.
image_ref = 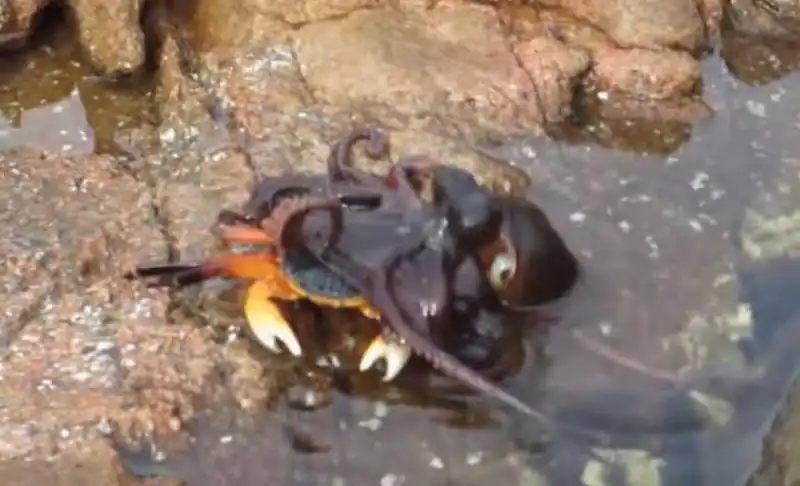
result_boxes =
[125,127,580,425]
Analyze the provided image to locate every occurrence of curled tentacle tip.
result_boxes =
[365,132,389,157]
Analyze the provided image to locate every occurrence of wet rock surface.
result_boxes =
[66,0,145,76]
[541,0,705,50]
[0,0,44,51]
[0,1,799,486]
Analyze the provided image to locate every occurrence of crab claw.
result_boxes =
[244,281,303,357]
[359,334,412,382]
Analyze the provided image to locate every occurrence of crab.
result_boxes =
[125,127,581,420]
[127,195,377,360]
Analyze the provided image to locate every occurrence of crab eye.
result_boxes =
[488,252,517,290]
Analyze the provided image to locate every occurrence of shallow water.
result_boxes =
[488,55,800,485]
[2,14,800,486]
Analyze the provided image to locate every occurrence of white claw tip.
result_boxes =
[248,318,303,357]
[244,286,303,357]
[359,335,412,382]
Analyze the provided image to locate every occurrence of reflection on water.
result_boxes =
[0,88,95,155]
[2,13,799,486]
[0,9,155,155]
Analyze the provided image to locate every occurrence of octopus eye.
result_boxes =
[488,252,517,290]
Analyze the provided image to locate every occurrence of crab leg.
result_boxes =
[127,252,281,286]
[359,333,412,382]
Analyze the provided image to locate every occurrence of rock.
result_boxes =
[721,35,800,85]
[543,0,705,50]
[293,4,586,134]
[506,5,708,128]
[0,148,277,482]
[153,31,221,148]
[0,439,126,485]
[164,0,714,136]
[739,160,800,262]
[512,36,591,124]
[167,0,305,137]
[524,7,702,101]
[699,0,725,39]
[748,349,800,486]
[726,0,800,38]
[591,47,700,100]
[179,0,378,42]
[172,0,291,53]
[0,0,45,52]
[139,142,254,261]
[0,150,162,471]
[67,0,145,76]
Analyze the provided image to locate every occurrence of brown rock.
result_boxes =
[168,0,308,137]
[514,6,611,51]
[699,0,725,39]
[721,34,800,85]
[293,4,586,133]
[190,45,310,138]
[154,31,221,146]
[592,47,700,99]
[0,0,44,51]
[147,146,254,261]
[513,36,591,123]
[0,149,164,330]
[546,0,705,50]
[175,0,290,53]
[0,149,262,480]
[726,0,800,37]
[180,0,379,47]
[509,5,705,125]
[67,0,145,75]
[0,439,126,485]
[0,151,162,466]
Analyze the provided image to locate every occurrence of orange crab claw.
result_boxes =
[244,280,304,357]
[127,252,308,357]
